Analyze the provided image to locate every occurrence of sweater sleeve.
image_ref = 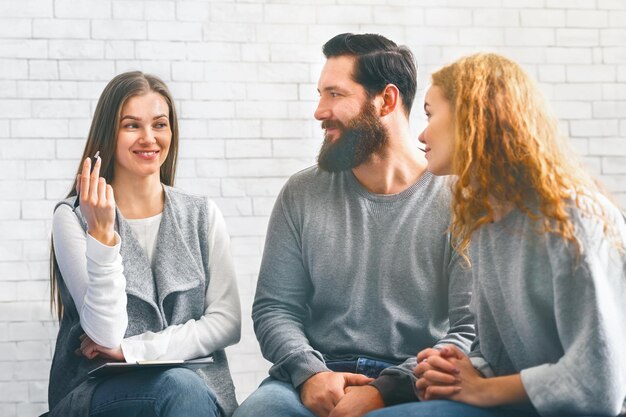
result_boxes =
[252,186,329,388]
[520,211,626,416]
[121,199,241,362]
[468,337,496,378]
[433,235,475,352]
[52,204,128,349]
[371,233,476,405]
[370,357,418,405]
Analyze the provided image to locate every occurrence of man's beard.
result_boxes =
[317,101,389,172]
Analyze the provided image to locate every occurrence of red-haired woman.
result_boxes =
[368,53,626,417]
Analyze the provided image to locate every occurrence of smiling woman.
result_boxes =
[112,92,173,217]
[44,72,241,417]
[116,92,172,173]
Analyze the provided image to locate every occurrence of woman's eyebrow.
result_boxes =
[120,114,168,121]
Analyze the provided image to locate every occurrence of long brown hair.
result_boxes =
[432,53,612,263]
[50,71,179,320]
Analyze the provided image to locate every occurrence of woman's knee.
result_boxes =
[155,368,219,416]
[157,368,207,393]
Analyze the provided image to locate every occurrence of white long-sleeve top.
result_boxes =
[52,198,241,363]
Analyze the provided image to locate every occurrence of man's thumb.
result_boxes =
[343,373,374,386]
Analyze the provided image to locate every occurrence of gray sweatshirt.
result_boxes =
[469,198,626,416]
[253,166,474,403]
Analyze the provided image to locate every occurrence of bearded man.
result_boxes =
[233,33,475,417]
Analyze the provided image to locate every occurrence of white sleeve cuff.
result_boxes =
[469,356,495,378]
[86,231,121,265]
[121,339,142,363]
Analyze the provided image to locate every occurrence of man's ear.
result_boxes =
[379,84,400,117]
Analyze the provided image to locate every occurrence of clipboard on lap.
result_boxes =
[88,355,214,377]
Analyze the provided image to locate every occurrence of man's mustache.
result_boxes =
[321,120,345,130]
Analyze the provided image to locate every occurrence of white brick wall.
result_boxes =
[0,1,624,415]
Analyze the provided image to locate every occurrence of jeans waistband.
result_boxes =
[325,357,396,378]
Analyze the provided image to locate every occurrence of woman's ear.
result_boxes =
[380,84,400,117]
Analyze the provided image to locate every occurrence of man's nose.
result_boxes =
[314,100,330,121]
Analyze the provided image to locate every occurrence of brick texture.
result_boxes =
[0,1,625,414]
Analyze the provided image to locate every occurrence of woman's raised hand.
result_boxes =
[76,156,116,246]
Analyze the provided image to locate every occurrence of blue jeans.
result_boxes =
[326,357,396,378]
[89,367,220,417]
[365,400,604,417]
[233,358,395,417]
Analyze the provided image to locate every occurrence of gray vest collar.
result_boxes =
[118,186,206,329]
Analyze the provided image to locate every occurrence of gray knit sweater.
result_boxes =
[253,166,475,402]
[469,198,626,416]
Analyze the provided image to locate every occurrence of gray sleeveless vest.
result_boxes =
[46,186,238,417]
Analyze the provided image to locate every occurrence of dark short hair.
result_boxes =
[323,33,417,116]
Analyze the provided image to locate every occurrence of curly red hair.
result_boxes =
[432,53,613,262]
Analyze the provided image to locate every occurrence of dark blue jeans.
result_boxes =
[366,400,605,417]
[325,357,397,378]
[89,367,219,417]
[233,358,396,417]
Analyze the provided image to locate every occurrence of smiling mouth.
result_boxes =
[133,150,160,159]
[324,127,341,141]
[322,121,342,135]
